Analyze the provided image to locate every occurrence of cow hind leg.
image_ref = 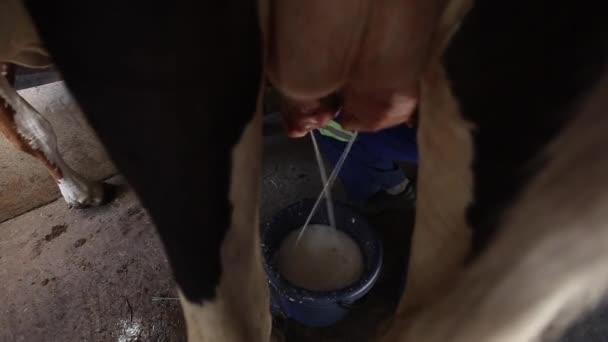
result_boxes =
[381,66,608,342]
[0,63,111,208]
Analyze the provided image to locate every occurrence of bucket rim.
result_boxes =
[262,199,383,305]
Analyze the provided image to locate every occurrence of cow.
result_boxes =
[0,0,113,208]
[8,0,608,341]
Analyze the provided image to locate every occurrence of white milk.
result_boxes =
[277,224,364,291]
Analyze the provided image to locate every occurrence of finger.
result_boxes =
[282,105,335,137]
[285,117,319,138]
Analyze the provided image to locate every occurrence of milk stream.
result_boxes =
[295,131,358,246]
[279,129,362,291]
[310,132,336,229]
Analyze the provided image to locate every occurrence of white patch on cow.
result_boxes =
[391,0,476,317]
[0,75,104,207]
[180,99,270,342]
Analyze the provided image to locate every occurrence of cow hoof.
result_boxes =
[64,181,118,209]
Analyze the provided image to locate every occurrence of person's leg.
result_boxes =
[314,123,417,201]
[358,124,418,163]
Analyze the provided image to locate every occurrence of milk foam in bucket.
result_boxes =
[277,224,364,291]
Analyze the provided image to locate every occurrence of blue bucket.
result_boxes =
[262,199,383,327]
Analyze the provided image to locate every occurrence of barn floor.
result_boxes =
[1,79,607,341]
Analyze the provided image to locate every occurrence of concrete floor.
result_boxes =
[1,76,607,341]
[0,177,185,342]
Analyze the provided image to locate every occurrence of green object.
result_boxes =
[318,120,354,142]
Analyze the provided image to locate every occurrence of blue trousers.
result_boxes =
[314,124,418,200]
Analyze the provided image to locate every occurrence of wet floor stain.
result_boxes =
[31,240,43,258]
[32,224,69,258]
[74,238,87,248]
[126,206,142,217]
[44,224,68,242]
